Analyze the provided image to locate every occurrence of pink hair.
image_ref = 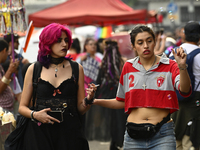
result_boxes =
[37,23,72,68]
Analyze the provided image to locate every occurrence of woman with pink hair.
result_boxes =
[18,23,96,150]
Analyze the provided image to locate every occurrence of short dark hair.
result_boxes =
[0,39,9,52]
[71,38,81,54]
[3,34,19,43]
[184,21,200,43]
[130,24,155,46]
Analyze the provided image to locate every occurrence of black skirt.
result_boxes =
[23,112,89,150]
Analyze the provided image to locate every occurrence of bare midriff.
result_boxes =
[127,108,170,125]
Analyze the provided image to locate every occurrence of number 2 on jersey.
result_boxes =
[129,74,134,88]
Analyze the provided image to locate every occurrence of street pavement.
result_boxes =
[88,141,110,150]
[88,141,123,150]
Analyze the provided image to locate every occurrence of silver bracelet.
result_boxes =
[31,110,35,122]
[179,64,188,70]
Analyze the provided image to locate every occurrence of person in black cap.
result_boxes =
[170,21,200,150]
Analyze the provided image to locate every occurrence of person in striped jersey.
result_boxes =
[93,24,191,150]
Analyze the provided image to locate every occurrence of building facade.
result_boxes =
[134,0,200,29]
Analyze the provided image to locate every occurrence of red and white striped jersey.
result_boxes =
[116,55,191,114]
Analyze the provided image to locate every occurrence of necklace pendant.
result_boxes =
[55,68,58,77]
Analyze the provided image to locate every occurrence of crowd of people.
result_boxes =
[0,20,200,150]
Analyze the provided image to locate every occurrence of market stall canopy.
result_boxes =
[28,0,157,27]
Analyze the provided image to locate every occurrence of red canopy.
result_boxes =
[29,0,157,27]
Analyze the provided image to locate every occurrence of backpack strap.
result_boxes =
[32,61,42,109]
[187,48,200,91]
[186,48,200,66]
[69,60,79,88]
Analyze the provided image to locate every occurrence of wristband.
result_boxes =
[30,111,41,126]
[179,64,188,70]
[31,110,35,122]
[84,97,94,106]
[1,76,11,85]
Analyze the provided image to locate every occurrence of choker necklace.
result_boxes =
[51,57,65,65]
[50,57,65,77]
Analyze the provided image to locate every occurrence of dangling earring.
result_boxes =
[47,54,49,58]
